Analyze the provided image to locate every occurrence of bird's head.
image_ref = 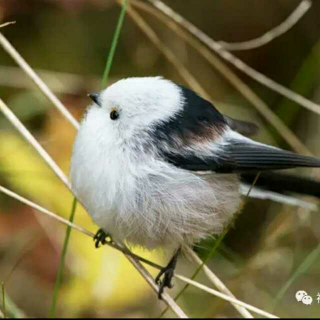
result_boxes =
[87,77,183,140]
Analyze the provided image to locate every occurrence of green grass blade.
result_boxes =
[49,2,129,316]
[0,288,25,318]
[1,282,5,319]
[101,0,129,89]
[49,198,77,318]
[271,244,320,311]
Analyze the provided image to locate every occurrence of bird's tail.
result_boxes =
[241,172,320,199]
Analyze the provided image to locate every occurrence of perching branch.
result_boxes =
[145,1,320,119]
[240,184,318,211]
[218,1,312,51]
[0,65,101,94]
[175,274,278,318]
[0,11,310,318]
[121,0,211,100]
[0,99,70,188]
[0,32,79,130]
[132,0,313,156]
[186,248,254,318]
[0,185,278,318]
[0,21,16,29]
[0,97,186,318]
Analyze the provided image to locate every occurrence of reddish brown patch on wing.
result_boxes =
[185,123,226,145]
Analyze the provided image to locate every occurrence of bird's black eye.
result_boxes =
[110,110,120,120]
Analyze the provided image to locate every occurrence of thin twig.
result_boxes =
[121,0,210,100]
[162,175,260,317]
[122,7,273,317]
[132,0,313,156]
[0,186,280,314]
[0,185,91,236]
[0,9,312,317]
[0,185,279,319]
[146,0,320,118]
[0,22,16,29]
[0,16,188,320]
[218,0,312,51]
[0,65,101,94]
[31,209,67,256]
[0,185,162,270]
[0,98,70,188]
[0,32,79,129]
[0,184,184,316]
[240,184,318,211]
[186,248,253,318]
[0,185,187,317]
[0,96,164,268]
[175,275,278,318]
[116,241,188,318]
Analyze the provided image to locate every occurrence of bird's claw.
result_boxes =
[155,249,180,299]
[155,265,175,299]
[93,228,113,248]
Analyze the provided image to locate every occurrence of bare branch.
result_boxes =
[0,32,79,129]
[175,274,278,318]
[0,183,284,319]
[0,183,188,317]
[132,0,313,156]
[218,1,312,51]
[0,185,93,237]
[117,241,188,318]
[0,184,278,318]
[186,248,254,318]
[0,12,315,318]
[0,98,70,188]
[0,98,186,317]
[240,184,319,211]
[0,21,16,29]
[0,185,164,270]
[121,0,211,100]
[146,1,320,121]
[0,65,102,94]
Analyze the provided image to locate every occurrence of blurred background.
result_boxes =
[0,0,320,318]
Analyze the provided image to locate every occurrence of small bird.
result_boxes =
[70,77,320,298]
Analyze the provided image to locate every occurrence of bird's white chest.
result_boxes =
[70,115,144,225]
[70,113,241,250]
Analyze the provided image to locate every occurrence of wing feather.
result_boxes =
[161,138,320,174]
[152,85,320,173]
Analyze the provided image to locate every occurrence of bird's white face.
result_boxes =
[89,77,183,140]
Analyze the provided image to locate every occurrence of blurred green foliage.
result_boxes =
[0,0,320,318]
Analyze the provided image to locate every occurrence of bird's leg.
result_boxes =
[155,248,181,299]
[93,228,113,248]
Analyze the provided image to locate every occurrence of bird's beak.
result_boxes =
[88,92,101,107]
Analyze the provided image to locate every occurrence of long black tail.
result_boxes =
[241,172,320,198]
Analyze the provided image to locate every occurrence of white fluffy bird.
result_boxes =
[70,77,320,297]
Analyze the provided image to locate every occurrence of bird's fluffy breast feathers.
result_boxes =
[70,76,320,250]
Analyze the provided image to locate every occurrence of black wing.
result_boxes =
[223,116,259,137]
[153,85,320,173]
[215,140,320,173]
[163,138,320,173]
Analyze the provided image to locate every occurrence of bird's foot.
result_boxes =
[155,249,180,299]
[93,228,113,248]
